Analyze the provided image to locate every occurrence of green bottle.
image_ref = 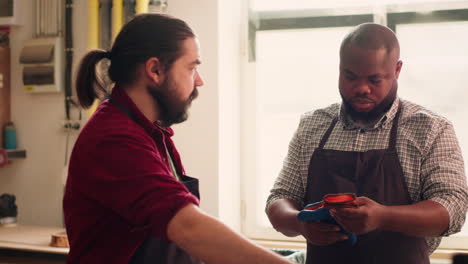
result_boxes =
[4,122,17,150]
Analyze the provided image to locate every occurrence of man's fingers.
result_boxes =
[305,231,349,246]
[355,196,370,206]
[331,214,352,231]
[306,221,340,232]
[330,207,363,220]
[302,222,349,246]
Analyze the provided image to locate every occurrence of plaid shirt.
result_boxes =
[267,97,468,253]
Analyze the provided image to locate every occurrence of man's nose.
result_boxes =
[353,80,371,95]
[195,71,204,87]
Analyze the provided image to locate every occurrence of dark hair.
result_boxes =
[75,14,195,108]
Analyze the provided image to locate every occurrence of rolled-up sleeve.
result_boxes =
[420,120,468,236]
[266,116,307,211]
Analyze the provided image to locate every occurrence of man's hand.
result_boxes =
[329,196,385,235]
[300,221,349,246]
[169,204,293,264]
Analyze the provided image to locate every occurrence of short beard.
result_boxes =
[341,80,398,122]
[148,78,198,127]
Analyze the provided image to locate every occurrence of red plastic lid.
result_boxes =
[324,193,356,204]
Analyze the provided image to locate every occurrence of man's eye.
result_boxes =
[370,79,382,85]
[346,75,356,80]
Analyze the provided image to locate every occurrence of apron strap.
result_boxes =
[388,102,403,151]
[318,117,339,150]
[318,101,402,151]
[108,97,138,123]
[109,96,181,181]
[165,146,182,181]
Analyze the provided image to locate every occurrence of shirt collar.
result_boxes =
[339,97,400,131]
[110,87,175,137]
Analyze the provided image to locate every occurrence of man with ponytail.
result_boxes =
[63,14,292,264]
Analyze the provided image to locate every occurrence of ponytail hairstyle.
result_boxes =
[75,50,110,108]
[75,14,195,109]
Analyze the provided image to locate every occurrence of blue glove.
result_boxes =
[297,201,357,245]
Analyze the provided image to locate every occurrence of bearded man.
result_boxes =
[266,23,468,264]
[64,14,293,264]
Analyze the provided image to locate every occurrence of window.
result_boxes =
[395,18,468,249]
[242,0,468,249]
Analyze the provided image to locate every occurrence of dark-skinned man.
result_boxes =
[266,23,468,264]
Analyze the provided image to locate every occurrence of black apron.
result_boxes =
[129,174,202,264]
[108,98,203,264]
[304,104,429,264]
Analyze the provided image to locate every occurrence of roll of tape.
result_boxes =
[50,231,69,248]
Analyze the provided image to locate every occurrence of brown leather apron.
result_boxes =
[304,104,429,264]
[108,97,203,264]
[129,174,203,264]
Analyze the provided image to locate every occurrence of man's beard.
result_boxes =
[341,80,398,122]
[148,78,199,127]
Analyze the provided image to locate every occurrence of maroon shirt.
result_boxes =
[63,87,199,263]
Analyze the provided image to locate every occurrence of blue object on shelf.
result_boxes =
[4,122,17,150]
[298,201,357,245]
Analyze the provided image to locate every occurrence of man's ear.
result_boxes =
[395,60,403,79]
[145,57,165,85]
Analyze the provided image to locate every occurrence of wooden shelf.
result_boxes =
[0,225,69,255]
[5,149,26,159]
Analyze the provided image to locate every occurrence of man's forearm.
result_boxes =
[168,204,292,264]
[266,199,304,237]
[380,200,449,237]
